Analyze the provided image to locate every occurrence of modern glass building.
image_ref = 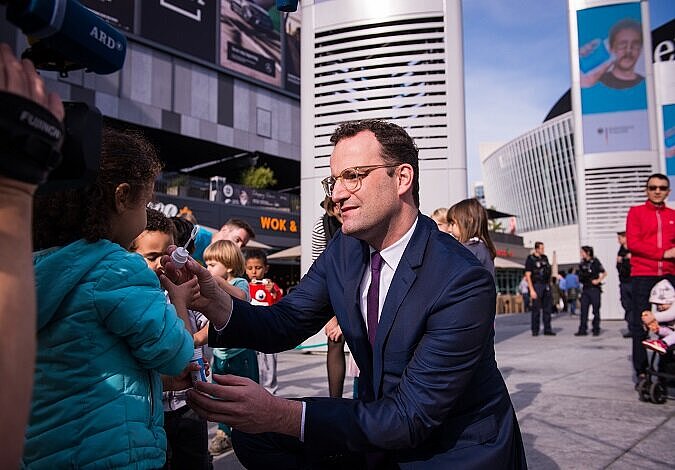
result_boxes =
[482,111,578,236]
[481,17,673,268]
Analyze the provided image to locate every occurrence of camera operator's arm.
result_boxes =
[0,43,64,468]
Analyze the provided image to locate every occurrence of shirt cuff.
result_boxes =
[213,315,232,333]
[212,295,233,332]
[300,401,306,442]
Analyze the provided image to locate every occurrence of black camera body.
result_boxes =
[40,101,102,191]
[0,0,126,188]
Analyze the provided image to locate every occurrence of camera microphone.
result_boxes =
[6,0,127,75]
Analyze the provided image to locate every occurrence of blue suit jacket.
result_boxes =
[211,215,526,468]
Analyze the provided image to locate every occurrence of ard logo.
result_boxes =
[89,26,123,50]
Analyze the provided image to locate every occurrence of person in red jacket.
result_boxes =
[626,173,675,381]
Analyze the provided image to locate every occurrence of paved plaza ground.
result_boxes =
[211,311,675,469]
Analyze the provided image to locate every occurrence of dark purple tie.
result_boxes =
[367,251,384,347]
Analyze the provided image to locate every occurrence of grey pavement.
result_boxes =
[212,311,675,469]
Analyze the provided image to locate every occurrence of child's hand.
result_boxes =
[161,275,199,309]
[641,310,655,326]
[324,317,343,342]
[648,321,659,333]
[162,362,203,391]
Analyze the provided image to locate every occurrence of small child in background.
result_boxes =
[430,207,449,233]
[245,248,283,395]
[641,279,675,355]
[447,198,496,276]
[204,240,258,456]
[131,209,211,470]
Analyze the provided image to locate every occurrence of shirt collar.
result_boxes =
[646,200,666,211]
[370,217,418,271]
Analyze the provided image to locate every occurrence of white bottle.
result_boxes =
[171,224,200,269]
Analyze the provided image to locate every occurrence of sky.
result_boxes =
[462,0,674,190]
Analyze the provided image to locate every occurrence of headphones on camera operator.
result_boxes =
[0,0,127,191]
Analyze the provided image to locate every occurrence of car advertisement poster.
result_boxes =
[576,2,650,154]
[78,1,301,96]
[220,0,301,94]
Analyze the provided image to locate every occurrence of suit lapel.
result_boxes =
[341,238,371,378]
[372,215,431,395]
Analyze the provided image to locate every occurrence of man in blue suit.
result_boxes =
[184,120,527,468]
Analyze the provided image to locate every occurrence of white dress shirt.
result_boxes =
[359,218,418,328]
[300,218,419,441]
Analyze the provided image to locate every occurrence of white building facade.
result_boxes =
[300,0,468,274]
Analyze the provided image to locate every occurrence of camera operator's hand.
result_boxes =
[0,43,68,468]
[1,43,64,122]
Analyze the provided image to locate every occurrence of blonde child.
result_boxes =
[430,207,449,233]
[203,240,258,455]
[28,128,194,468]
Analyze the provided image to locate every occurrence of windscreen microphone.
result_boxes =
[276,0,298,13]
[6,0,127,75]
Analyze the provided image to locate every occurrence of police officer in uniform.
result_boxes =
[575,245,607,336]
[525,241,556,336]
[616,231,632,337]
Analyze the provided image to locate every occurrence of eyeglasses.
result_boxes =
[647,185,669,191]
[321,164,399,197]
[614,42,642,52]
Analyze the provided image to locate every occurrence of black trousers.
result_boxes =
[619,281,632,326]
[630,275,675,374]
[531,283,552,334]
[163,405,212,470]
[579,287,601,333]
[231,430,372,470]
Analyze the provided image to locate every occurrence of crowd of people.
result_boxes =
[3,44,528,469]
[512,174,675,388]
[3,37,674,470]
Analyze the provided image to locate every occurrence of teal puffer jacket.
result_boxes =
[23,239,194,469]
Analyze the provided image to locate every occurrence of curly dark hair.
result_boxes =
[244,248,268,266]
[329,119,419,207]
[170,216,195,253]
[33,127,162,250]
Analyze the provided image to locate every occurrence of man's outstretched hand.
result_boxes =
[160,246,233,328]
[187,374,302,437]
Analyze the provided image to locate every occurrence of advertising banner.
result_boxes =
[150,194,300,247]
[576,2,650,153]
[140,0,218,63]
[664,104,675,177]
[220,0,301,93]
[211,180,292,211]
[80,0,135,32]
[79,1,301,96]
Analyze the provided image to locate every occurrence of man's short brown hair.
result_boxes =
[330,119,419,207]
[222,218,256,239]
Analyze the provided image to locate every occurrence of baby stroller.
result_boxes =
[636,349,675,404]
[636,279,675,404]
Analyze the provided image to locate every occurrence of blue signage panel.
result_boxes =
[577,2,650,153]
